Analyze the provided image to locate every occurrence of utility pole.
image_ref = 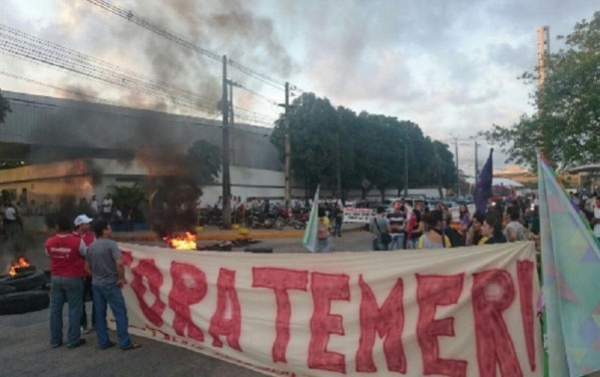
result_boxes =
[221,55,231,229]
[537,26,550,156]
[228,80,235,165]
[227,80,241,165]
[404,145,408,197]
[336,124,342,203]
[284,82,291,209]
[454,137,460,198]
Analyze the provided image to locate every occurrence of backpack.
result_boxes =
[317,220,329,240]
[374,218,392,245]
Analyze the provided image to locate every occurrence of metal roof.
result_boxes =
[567,164,600,174]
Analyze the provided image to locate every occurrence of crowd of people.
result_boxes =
[45,214,141,351]
[368,197,545,251]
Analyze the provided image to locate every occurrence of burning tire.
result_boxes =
[0,271,47,292]
[0,290,50,315]
[0,285,17,295]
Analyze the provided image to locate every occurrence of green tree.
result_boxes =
[186,139,222,185]
[271,92,457,199]
[0,89,11,124]
[483,11,600,169]
[110,185,148,215]
[271,93,338,196]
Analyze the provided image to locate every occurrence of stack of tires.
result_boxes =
[0,270,49,315]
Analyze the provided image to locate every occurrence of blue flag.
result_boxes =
[538,153,600,377]
[474,148,493,214]
[302,186,320,253]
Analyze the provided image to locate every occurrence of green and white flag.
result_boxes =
[538,153,600,376]
[302,185,320,253]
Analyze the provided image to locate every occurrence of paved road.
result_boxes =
[0,230,375,377]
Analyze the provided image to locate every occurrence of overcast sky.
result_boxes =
[1,0,598,174]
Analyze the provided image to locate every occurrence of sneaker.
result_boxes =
[67,339,86,349]
[99,340,116,350]
[80,326,86,334]
[83,327,93,334]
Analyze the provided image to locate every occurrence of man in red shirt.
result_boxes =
[73,214,95,334]
[46,216,87,349]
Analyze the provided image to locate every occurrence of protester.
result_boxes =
[73,214,96,334]
[315,208,331,252]
[370,207,391,251]
[592,194,600,243]
[3,202,18,239]
[89,194,99,217]
[85,220,141,350]
[443,210,463,247]
[465,212,487,246]
[46,216,88,349]
[481,210,507,244]
[505,207,528,242]
[102,194,113,221]
[332,204,343,237]
[387,200,407,250]
[459,204,471,234]
[406,201,424,249]
[417,210,451,249]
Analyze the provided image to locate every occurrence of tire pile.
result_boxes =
[0,267,50,315]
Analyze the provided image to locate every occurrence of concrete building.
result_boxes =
[0,91,306,205]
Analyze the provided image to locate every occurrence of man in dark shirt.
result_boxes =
[387,200,407,250]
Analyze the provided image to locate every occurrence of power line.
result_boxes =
[0,25,218,114]
[0,24,217,107]
[234,81,280,106]
[0,24,276,126]
[86,0,286,90]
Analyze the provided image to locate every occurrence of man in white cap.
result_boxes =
[73,214,95,334]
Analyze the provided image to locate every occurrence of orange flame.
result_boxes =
[8,256,31,277]
[163,232,197,250]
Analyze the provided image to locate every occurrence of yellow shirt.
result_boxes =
[319,217,331,235]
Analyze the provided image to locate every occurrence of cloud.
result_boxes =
[2,0,599,171]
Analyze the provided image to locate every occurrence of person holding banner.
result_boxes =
[370,207,391,250]
[417,209,451,249]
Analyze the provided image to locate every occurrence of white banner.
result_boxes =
[115,242,542,377]
[343,207,375,223]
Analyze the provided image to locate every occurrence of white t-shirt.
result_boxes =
[4,207,17,221]
[594,205,600,237]
[90,200,99,214]
[102,198,113,214]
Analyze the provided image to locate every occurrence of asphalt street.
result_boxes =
[0,229,373,377]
